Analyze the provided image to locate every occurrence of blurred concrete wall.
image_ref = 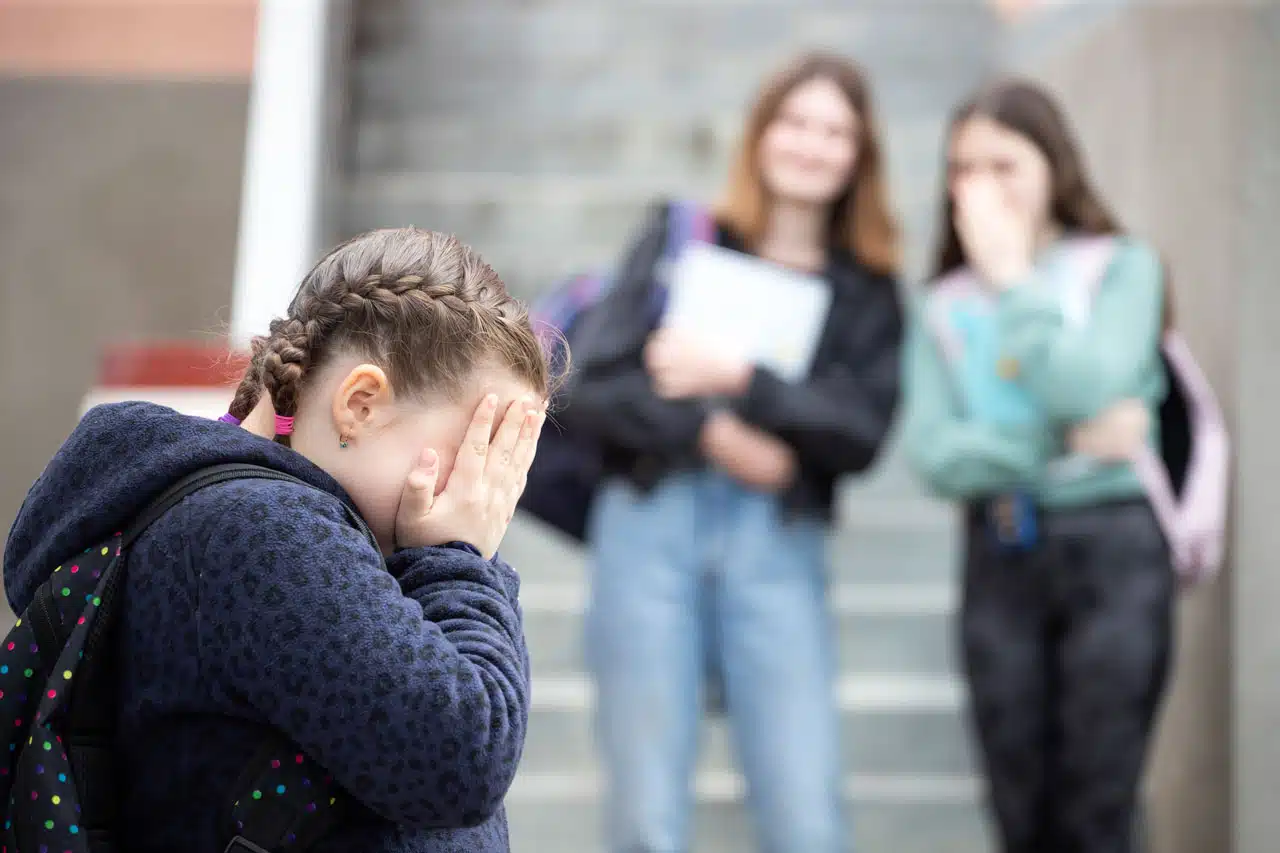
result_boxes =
[0,0,255,591]
[1011,4,1276,851]
[1225,7,1280,853]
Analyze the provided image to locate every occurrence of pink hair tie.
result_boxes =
[217,413,241,426]
[274,414,295,436]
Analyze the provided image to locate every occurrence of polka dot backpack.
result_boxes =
[0,464,368,853]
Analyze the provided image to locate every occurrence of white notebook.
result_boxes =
[661,242,832,382]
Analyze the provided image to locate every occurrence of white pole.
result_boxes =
[230,0,331,348]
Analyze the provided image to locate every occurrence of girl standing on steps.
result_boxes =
[568,52,905,853]
[902,79,1176,853]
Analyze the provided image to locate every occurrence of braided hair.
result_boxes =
[229,228,550,446]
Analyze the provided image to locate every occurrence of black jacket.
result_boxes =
[568,202,905,521]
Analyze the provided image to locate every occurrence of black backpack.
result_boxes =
[1,463,371,853]
[519,201,715,542]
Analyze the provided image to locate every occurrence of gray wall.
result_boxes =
[0,79,249,576]
[1230,6,1280,852]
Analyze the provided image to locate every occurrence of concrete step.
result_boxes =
[505,785,991,853]
[349,4,995,123]
[349,108,949,191]
[521,673,974,777]
[338,202,944,300]
[338,172,716,294]
[351,112,751,179]
[355,0,990,14]
[338,170,950,296]
[522,581,957,678]
[339,0,993,284]
[844,437,938,501]
[503,496,960,588]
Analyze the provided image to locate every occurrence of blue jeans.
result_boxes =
[586,471,844,853]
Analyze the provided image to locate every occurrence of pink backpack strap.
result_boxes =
[924,268,985,364]
[1070,235,1119,290]
[1131,332,1230,584]
[1062,237,1229,584]
[1057,235,1119,326]
[925,237,1116,357]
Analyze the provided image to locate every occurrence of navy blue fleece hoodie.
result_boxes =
[3,402,529,853]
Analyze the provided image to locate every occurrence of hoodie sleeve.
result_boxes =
[900,307,1053,500]
[191,479,528,829]
[994,240,1165,421]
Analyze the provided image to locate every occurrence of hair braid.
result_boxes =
[260,317,313,446]
[227,228,553,445]
[227,335,269,423]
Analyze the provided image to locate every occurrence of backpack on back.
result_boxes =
[520,200,716,542]
[1,463,368,853]
[927,238,1230,584]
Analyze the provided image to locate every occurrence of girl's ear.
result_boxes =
[331,363,393,441]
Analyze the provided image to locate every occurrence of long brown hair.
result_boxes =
[932,78,1173,327]
[933,78,1119,279]
[228,228,550,446]
[716,51,900,276]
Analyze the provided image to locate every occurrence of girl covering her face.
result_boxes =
[4,229,549,853]
[902,78,1175,853]
[567,51,904,853]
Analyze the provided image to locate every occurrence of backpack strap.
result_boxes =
[122,463,375,549]
[648,200,715,319]
[924,236,1122,366]
[1056,235,1119,327]
[663,199,715,258]
[67,464,376,853]
[1132,333,1231,583]
[27,468,276,851]
[924,269,984,366]
[1055,238,1229,582]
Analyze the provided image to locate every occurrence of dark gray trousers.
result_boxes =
[960,500,1174,853]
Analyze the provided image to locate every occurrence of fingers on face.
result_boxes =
[511,407,545,476]
[402,447,439,514]
[453,393,498,485]
[488,396,532,473]
[501,404,545,500]
[465,395,544,502]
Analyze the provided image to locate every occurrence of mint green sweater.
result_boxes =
[901,237,1167,508]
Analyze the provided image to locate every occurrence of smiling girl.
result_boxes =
[568,52,904,853]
